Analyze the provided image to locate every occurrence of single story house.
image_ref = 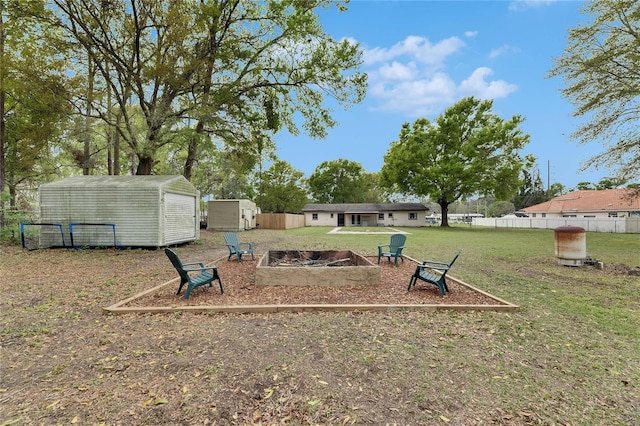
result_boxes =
[301,203,428,227]
[520,188,640,218]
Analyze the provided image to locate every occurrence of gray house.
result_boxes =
[302,203,428,227]
[39,175,200,247]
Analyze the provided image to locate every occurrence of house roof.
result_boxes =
[521,189,640,214]
[302,203,428,213]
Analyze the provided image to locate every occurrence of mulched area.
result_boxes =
[123,255,503,308]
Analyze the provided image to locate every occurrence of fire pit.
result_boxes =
[255,250,381,287]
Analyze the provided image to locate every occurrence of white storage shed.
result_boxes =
[39,175,200,247]
[207,199,257,231]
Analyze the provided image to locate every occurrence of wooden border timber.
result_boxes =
[102,254,519,314]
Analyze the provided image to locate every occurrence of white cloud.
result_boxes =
[508,0,557,12]
[458,67,518,99]
[369,74,457,117]
[375,61,418,81]
[464,31,478,38]
[489,44,520,58]
[362,35,518,117]
[363,35,465,67]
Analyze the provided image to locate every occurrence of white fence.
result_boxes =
[472,217,640,233]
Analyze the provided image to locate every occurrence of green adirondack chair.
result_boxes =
[165,248,223,299]
[224,232,255,262]
[407,249,462,295]
[377,233,407,265]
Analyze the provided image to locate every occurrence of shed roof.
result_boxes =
[41,175,196,191]
[302,203,428,213]
[521,189,640,213]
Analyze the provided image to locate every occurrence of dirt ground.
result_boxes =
[123,253,502,310]
[1,230,576,425]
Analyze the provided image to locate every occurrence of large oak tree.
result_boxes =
[43,0,367,176]
[380,97,532,227]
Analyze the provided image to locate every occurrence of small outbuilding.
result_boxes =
[39,175,200,247]
[207,199,257,231]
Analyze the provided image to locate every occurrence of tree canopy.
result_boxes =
[379,97,532,227]
[37,0,366,176]
[307,159,380,203]
[511,166,547,210]
[1,0,71,206]
[548,0,640,183]
[256,160,308,213]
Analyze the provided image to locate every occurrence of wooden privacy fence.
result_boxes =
[256,213,305,229]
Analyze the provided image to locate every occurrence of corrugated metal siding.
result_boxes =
[38,176,199,247]
[40,186,162,247]
[164,192,197,244]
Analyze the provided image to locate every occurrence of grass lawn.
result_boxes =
[1,226,639,425]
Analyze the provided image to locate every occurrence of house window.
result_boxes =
[330,213,334,218]
[388,213,393,218]
[378,213,384,220]
[541,213,545,218]
[608,212,618,217]
[409,212,417,220]
[312,213,318,220]
[351,214,361,225]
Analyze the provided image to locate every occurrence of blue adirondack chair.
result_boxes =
[224,232,255,262]
[407,249,462,295]
[165,248,223,299]
[377,233,407,265]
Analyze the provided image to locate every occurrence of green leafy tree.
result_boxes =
[42,0,366,176]
[575,182,595,190]
[487,200,515,218]
[548,182,566,197]
[380,97,531,227]
[360,172,389,203]
[512,166,547,210]
[548,0,640,183]
[595,177,627,190]
[177,144,256,200]
[1,0,71,207]
[256,160,308,213]
[307,159,373,203]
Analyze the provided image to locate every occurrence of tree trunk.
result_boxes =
[114,111,121,175]
[183,121,204,181]
[136,124,160,175]
[83,56,94,175]
[439,200,450,227]
[106,63,113,175]
[0,2,6,204]
[136,156,154,175]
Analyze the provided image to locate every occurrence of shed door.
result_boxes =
[164,193,197,243]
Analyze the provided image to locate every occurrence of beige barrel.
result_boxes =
[554,226,586,266]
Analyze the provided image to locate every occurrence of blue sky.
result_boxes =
[274,0,610,191]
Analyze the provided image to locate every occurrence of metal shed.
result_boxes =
[39,175,200,247]
[207,199,257,231]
